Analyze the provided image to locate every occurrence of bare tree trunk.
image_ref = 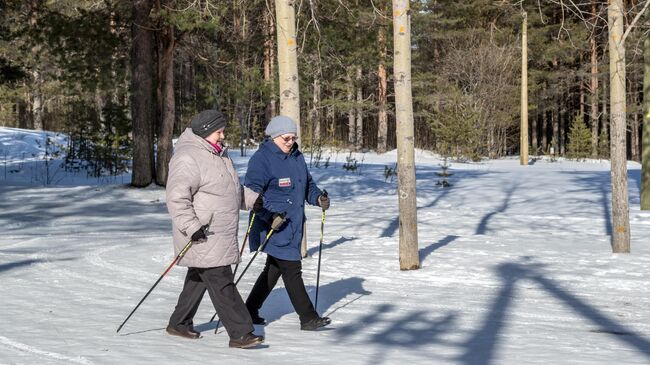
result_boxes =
[590,0,600,158]
[608,0,630,252]
[275,0,300,136]
[520,11,528,165]
[355,66,363,150]
[28,4,43,131]
[542,109,548,153]
[347,71,355,146]
[632,110,640,162]
[326,104,335,141]
[642,36,650,210]
[310,77,321,142]
[30,70,44,130]
[393,0,419,271]
[558,89,569,156]
[264,2,276,126]
[532,110,538,153]
[552,108,559,156]
[131,0,155,187]
[377,18,388,153]
[155,21,175,186]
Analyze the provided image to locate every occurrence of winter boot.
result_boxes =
[250,313,266,325]
[228,332,264,349]
[166,325,201,339]
[300,316,331,331]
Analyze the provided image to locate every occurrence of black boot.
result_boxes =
[250,313,267,325]
[300,316,331,331]
[229,332,264,348]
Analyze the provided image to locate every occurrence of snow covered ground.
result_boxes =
[1,127,649,364]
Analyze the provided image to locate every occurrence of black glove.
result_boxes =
[318,191,330,211]
[253,194,264,213]
[270,213,286,231]
[191,225,208,241]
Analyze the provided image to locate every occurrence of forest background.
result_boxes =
[0,0,648,186]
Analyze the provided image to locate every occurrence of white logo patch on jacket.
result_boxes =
[279,177,292,187]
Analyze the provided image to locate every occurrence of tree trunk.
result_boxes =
[347,71,355,146]
[264,2,276,126]
[641,36,650,210]
[608,0,631,252]
[520,12,528,165]
[590,0,600,158]
[327,104,335,141]
[155,22,175,186]
[632,111,640,162]
[552,108,559,156]
[131,0,155,187]
[377,18,388,153]
[393,0,419,271]
[355,66,363,150]
[642,36,650,210]
[311,77,321,142]
[30,70,44,130]
[275,0,300,137]
[532,110,538,153]
[557,88,569,156]
[542,109,548,153]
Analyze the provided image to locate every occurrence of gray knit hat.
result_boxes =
[190,110,227,138]
[265,115,297,139]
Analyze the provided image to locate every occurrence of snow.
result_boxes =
[1,126,649,365]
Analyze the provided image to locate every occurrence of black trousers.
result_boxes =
[168,266,253,339]
[245,255,319,325]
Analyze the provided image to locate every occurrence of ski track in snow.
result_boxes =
[0,336,93,365]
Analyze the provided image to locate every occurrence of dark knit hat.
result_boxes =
[190,110,227,138]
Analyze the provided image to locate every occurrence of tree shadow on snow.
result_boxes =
[330,260,650,365]
[256,277,371,325]
[561,171,614,237]
[474,183,517,235]
[0,257,75,274]
[457,261,650,365]
[419,235,459,263]
[380,182,456,238]
[306,236,357,257]
[335,303,459,365]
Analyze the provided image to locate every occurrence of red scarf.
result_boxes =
[207,140,223,154]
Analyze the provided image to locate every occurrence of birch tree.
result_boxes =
[608,0,630,252]
[393,0,419,270]
[520,11,528,165]
[275,0,300,137]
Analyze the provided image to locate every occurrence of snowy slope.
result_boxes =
[1,127,649,365]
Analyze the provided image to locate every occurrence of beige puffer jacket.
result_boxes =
[166,128,257,268]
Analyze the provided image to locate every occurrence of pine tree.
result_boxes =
[567,114,591,160]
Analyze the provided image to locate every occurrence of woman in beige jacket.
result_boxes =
[165,109,263,349]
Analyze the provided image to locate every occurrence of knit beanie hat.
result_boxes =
[265,115,297,139]
[191,110,227,138]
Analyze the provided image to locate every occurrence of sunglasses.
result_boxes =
[281,135,298,143]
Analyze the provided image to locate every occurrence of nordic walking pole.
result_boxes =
[315,190,328,311]
[116,224,207,333]
[209,213,255,324]
[233,213,256,278]
[214,215,282,334]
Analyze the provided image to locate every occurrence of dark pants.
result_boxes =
[245,255,319,325]
[169,266,253,339]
